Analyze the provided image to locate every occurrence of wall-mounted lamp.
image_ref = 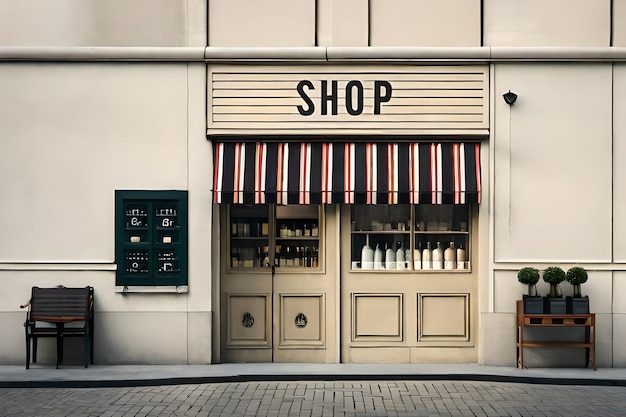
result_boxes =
[503,90,518,105]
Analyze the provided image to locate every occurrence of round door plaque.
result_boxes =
[242,312,255,328]
[295,313,308,328]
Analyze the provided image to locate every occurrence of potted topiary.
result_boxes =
[518,267,543,313]
[518,267,540,296]
[543,266,567,314]
[566,266,589,314]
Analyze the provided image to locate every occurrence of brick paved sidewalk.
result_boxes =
[1,380,625,417]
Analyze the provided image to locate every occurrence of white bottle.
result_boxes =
[374,244,383,270]
[413,243,422,270]
[385,243,396,270]
[405,248,412,270]
[422,242,432,270]
[432,242,443,270]
[361,243,374,270]
[444,242,456,270]
[396,241,405,270]
[456,245,467,269]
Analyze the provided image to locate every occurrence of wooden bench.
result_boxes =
[516,300,595,369]
[21,286,94,369]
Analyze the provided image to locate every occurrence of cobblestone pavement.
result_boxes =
[1,380,625,417]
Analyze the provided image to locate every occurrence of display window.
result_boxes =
[350,204,470,271]
[228,204,322,271]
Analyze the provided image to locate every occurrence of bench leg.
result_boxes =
[25,332,30,370]
[56,335,63,369]
[32,337,38,364]
[84,335,90,368]
[90,322,94,365]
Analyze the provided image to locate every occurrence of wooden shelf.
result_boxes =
[516,300,596,370]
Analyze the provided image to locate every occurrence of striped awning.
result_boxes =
[213,142,481,205]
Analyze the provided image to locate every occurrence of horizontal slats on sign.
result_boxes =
[213,142,481,205]
[208,67,489,134]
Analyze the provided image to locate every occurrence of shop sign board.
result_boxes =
[207,65,489,135]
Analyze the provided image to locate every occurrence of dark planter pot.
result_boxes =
[566,295,590,314]
[545,297,567,314]
[523,295,544,314]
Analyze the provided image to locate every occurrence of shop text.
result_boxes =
[296,80,392,116]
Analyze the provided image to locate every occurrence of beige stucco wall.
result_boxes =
[0,0,621,48]
[484,0,610,46]
[0,62,212,365]
[370,0,481,47]
[492,63,612,263]
[613,64,626,262]
[0,63,188,260]
[208,0,316,47]
[615,0,626,46]
[0,0,206,47]
[612,65,626,366]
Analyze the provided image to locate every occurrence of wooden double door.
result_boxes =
[218,204,338,363]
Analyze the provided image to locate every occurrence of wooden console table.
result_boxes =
[516,300,595,369]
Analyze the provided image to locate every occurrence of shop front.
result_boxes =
[209,65,488,363]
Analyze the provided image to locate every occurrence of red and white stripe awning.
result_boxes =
[213,142,481,205]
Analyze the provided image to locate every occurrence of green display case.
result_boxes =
[115,190,188,286]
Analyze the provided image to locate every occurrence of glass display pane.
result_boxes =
[229,205,270,269]
[351,205,411,270]
[414,205,469,271]
[228,204,321,270]
[350,204,470,272]
[275,205,320,269]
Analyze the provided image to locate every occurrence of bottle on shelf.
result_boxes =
[361,243,374,270]
[413,242,422,270]
[456,244,467,269]
[444,242,456,270]
[433,242,443,270]
[396,241,405,270]
[285,245,293,266]
[405,246,411,270]
[374,244,383,270]
[294,246,302,267]
[311,246,319,268]
[303,246,310,267]
[262,246,270,268]
[385,243,396,270]
[422,242,432,270]
[231,248,239,268]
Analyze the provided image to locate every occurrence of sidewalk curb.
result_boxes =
[2,372,625,389]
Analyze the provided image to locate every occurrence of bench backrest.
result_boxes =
[29,286,93,322]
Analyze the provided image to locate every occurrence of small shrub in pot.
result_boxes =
[517,267,540,297]
[543,266,566,298]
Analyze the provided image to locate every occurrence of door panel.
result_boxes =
[226,294,271,348]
